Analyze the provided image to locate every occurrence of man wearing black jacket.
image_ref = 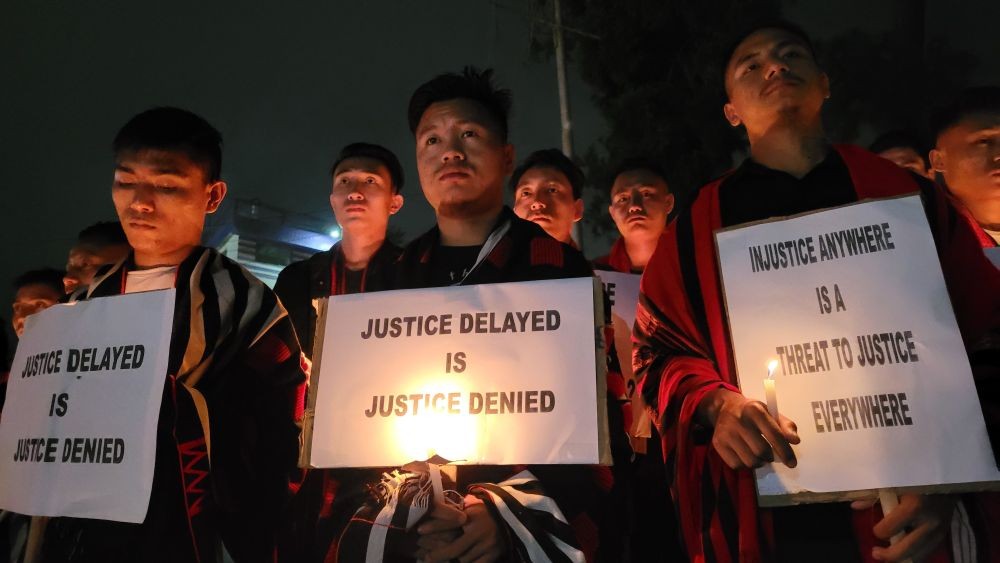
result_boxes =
[274,142,405,358]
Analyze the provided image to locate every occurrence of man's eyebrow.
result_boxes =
[774,39,808,52]
[151,167,187,177]
[733,49,760,68]
[415,122,439,137]
[113,164,189,178]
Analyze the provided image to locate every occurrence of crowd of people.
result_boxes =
[1,19,998,563]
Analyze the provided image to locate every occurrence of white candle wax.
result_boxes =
[764,359,779,418]
[764,377,778,419]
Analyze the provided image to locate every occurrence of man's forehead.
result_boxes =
[15,284,61,300]
[729,28,810,66]
[518,166,570,186]
[948,112,1000,136]
[115,149,199,177]
[334,157,390,178]
[612,169,668,192]
[418,98,499,131]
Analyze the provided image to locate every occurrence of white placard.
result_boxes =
[715,195,1000,505]
[0,290,175,522]
[595,270,640,330]
[594,270,650,440]
[305,278,608,468]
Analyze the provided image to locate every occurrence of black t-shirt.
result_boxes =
[719,150,856,228]
[342,268,365,294]
[428,245,483,287]
[720,150,861,560]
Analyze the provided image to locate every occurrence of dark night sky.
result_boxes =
[2,0,997,326]
[0,2,604,286]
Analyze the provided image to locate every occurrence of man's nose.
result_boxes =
[628,192,644,213]
[441,137,466,163]
[764,56,790,80]
[130,185,155,213]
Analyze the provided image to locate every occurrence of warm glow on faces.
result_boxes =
[608,169,674,240]
[112,150,226,267]
[330,157,403,240]
[878,147,931,178]
[931,114,1000,217]
[512,167,582,243]
[723,28,829,135]
[12,283,62,337]
[415,98,514,219]
[63,243,130,294]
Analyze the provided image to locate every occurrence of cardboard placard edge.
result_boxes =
[593,276,612,466]
[299,297,328,468]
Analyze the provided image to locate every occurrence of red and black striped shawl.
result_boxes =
[44,246,307,563]
[633,146,1000,563]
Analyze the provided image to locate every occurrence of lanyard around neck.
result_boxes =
[451,219,511,286]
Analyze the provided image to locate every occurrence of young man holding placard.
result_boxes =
[40,107,307,562]
[633,22,1000,563]
[930,86,1000,248]
[273,143,404,562]
[326,67,604,563]
[593,158,682,563]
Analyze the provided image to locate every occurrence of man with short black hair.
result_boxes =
[593,157,681,563]
[274,143,404,562]
[634,22,999,562]
[595,158,674,273]
[276,142,405,357]
[930,86,1000,247]
[41,107,306,563]
[510,148,584,245]
[869,130,932,179]
[332,67,603,563]
[63,221,130,295]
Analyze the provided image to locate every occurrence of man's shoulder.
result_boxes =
[506,215,593,277]
[277,248,333,284]
[192,247,278,296]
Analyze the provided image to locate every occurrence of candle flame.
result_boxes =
[767,359,779,380]
[393,377,481,463]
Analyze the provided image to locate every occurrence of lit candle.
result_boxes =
[764,359,779,418]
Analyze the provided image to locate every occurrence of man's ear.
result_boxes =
[929,148,947,173]
[390,193,404,215]
[503,144,516,176]
[820,72,831,100]
[664,193,676,216]
[573,199,584,222]
[206,181,227,213]
[723,102,742,128]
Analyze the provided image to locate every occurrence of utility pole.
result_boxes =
[551,0,581,247]
[553,0,573,159]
